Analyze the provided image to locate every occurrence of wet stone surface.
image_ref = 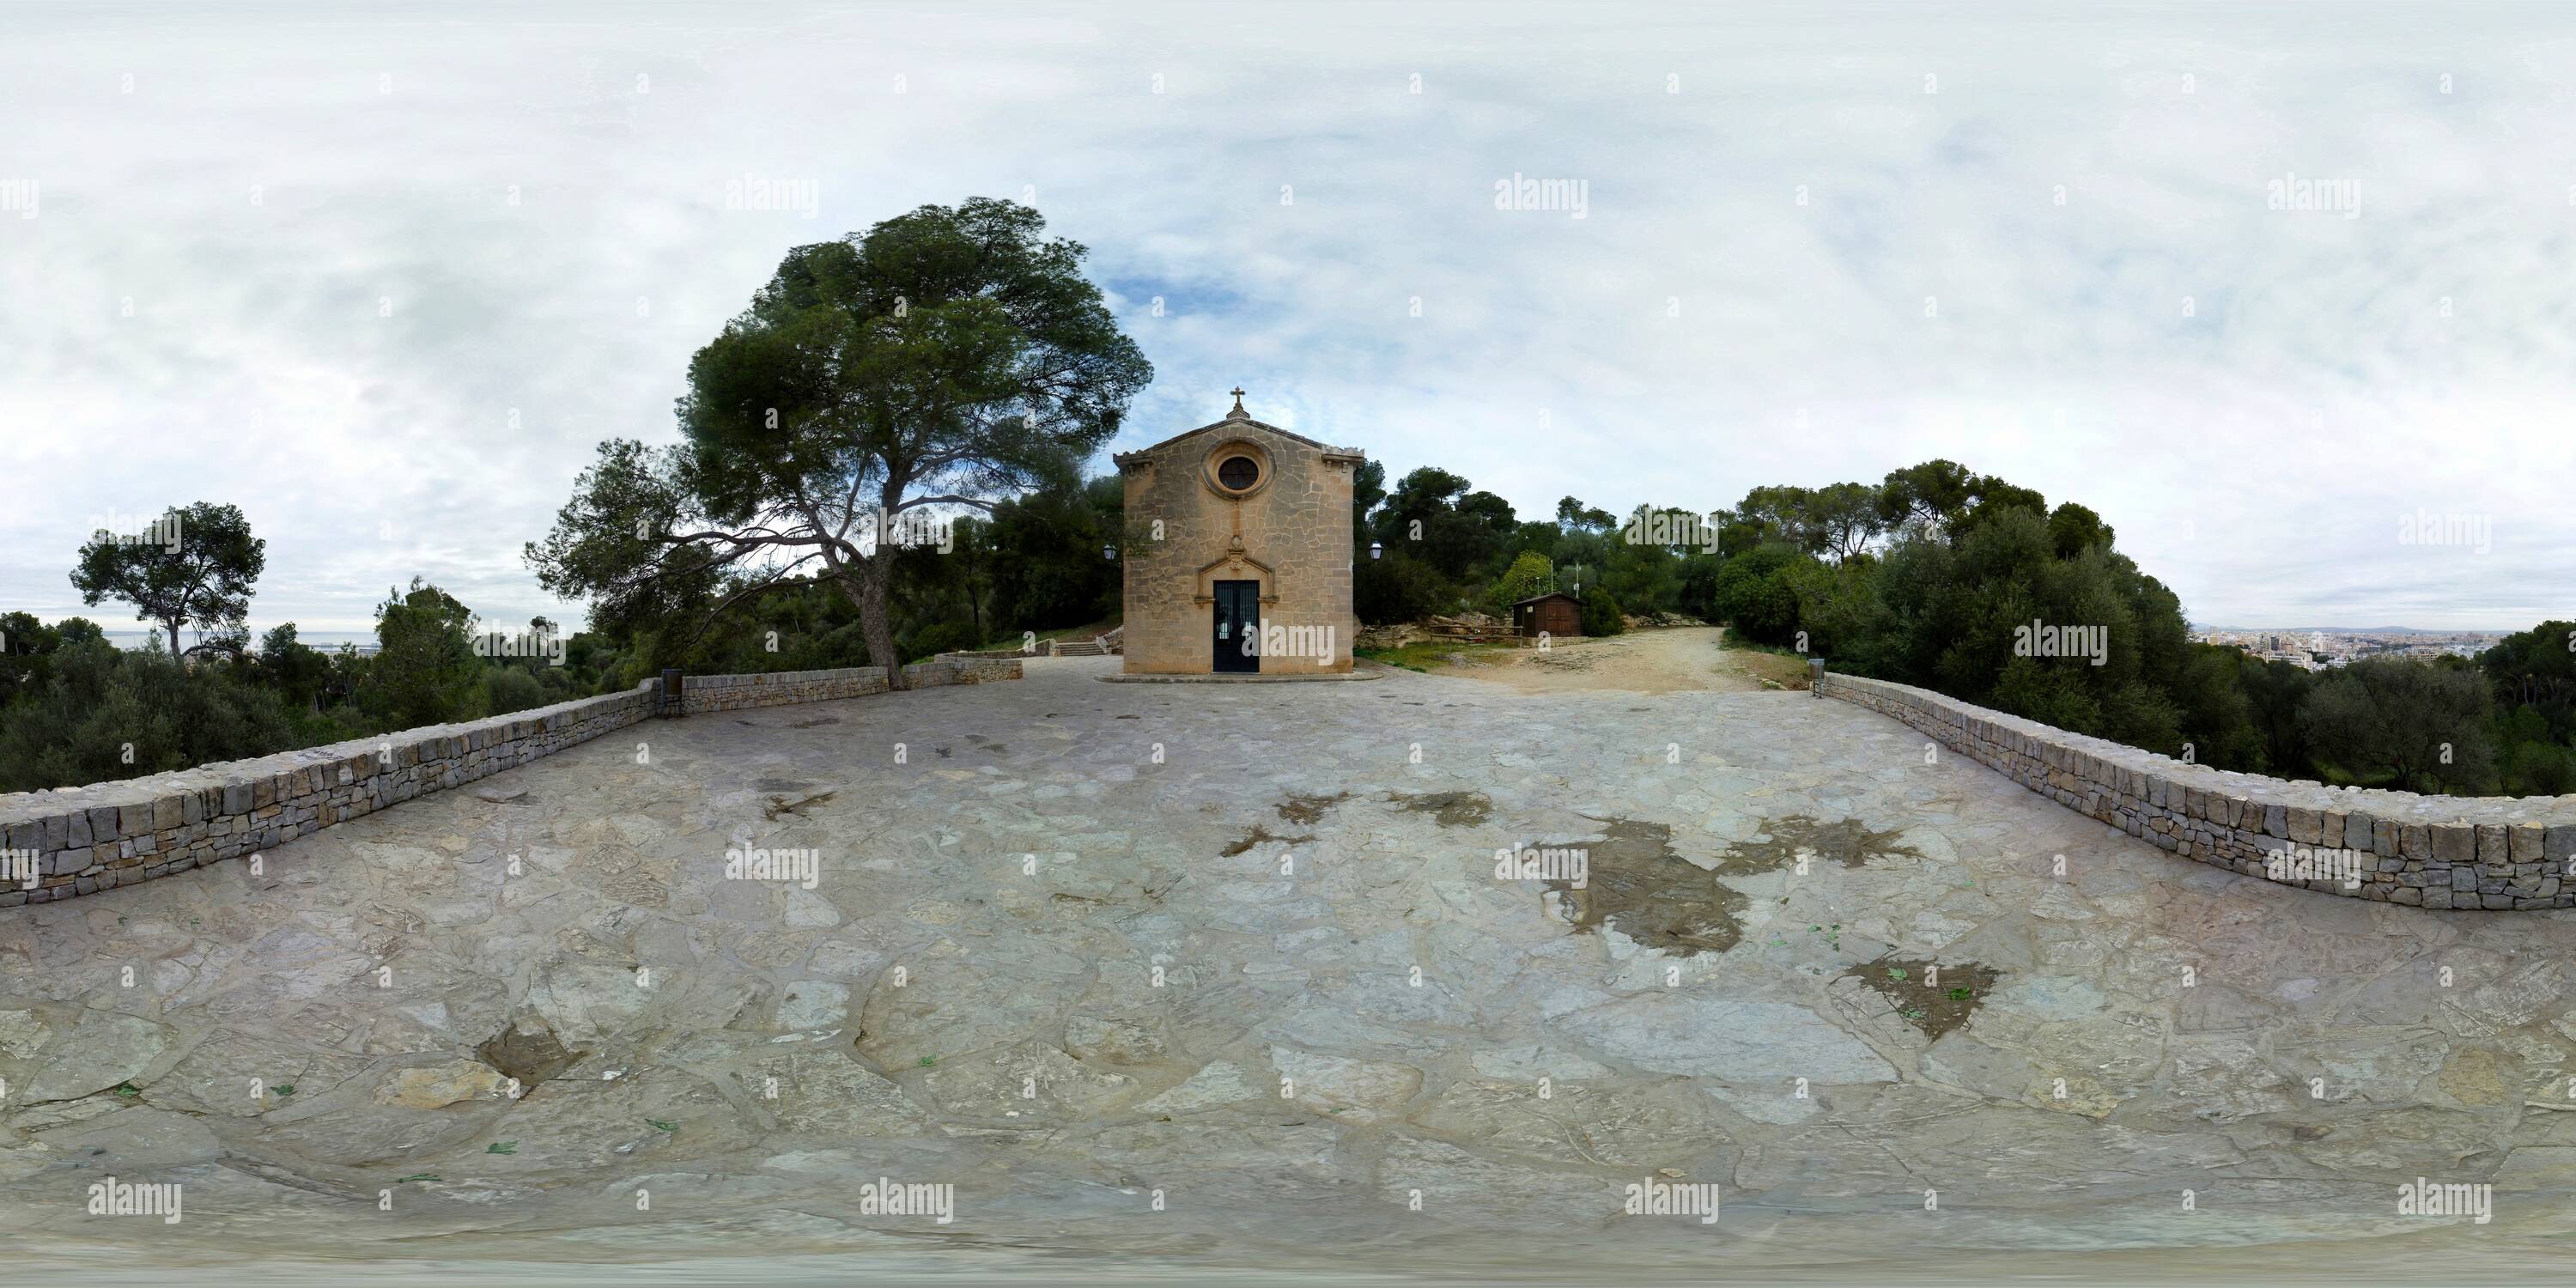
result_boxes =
[1543,818,1751,956]
[8,654,2576,1277]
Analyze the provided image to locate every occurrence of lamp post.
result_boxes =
[1369,541,1382,562]
[1103,543,1116,562]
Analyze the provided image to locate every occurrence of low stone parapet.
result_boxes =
[0,656,1022,907]
[1814,669,2576,908]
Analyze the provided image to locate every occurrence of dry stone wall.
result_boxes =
[676,659,1017,714]
[0,659,1020,907]
[1817,670,2576,909]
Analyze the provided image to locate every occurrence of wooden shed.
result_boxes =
[1512,592,1582,641]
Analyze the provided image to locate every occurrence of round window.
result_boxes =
[1217,455,1260,491]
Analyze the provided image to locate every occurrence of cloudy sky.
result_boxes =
[3,1,2569,635]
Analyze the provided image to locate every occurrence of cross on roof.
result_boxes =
[1228,386,1247,417]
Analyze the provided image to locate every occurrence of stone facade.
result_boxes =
[0,659,1020,906]
[1817,669,2576,909]
[1115,395,1362,675]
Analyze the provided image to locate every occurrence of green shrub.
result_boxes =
[1488,550,1554,617]
[1710,544,1807,646]
[905,621,981,662]
[1355,552,1454,625]
[1580,588,1625,637]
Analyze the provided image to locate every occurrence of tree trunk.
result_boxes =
[165,620,182,661]
[860,568,904,690]
[815,536,905,691]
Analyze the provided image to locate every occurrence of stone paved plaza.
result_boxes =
[6,648,2576,1280]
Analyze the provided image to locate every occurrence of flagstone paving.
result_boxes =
[5,651,2576,1279]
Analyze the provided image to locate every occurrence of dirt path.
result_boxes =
[1423,625,1806,695]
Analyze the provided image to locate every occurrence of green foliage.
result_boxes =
[1785,555,1883,663]
[1355,553,1454,626]
[0,639,296,793]
[481,665,550,717]
[528,197,1151,686]
[1489,550,1555,617]
[359,578,486,730]
[1710,544,1807,647]
[250,623,337,713]
[69,501,266,659]
[1580,587,1625,637]
[983,475,1121,633]
[905,621,980,661]
[1372,468,1519,580]
[2301,657,2495,793]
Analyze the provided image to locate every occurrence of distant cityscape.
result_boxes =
[2195,626,2505,671]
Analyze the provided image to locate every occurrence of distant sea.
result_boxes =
[97,629,381,653]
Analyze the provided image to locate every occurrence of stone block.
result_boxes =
[2547,825,2576,864]
[2287,808,2320,845]
[2477,825,2509,864]
[2432,825,2476,865]
[2512,824,2543,862]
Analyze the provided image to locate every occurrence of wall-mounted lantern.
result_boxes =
[1369,541,1383,562]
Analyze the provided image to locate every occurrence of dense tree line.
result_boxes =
[0,580,597,794]
[5,461,2567,799]
[1341,454,2567,798]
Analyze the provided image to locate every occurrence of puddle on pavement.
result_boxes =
[1710,815,1922,877]
[477,1024,586,1086]
[1222,823,1316,857]
[1388,790,1492,827]
[1279,793,1349,824]
[1542,818,1748,956]
[1844,957,1999,1039]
